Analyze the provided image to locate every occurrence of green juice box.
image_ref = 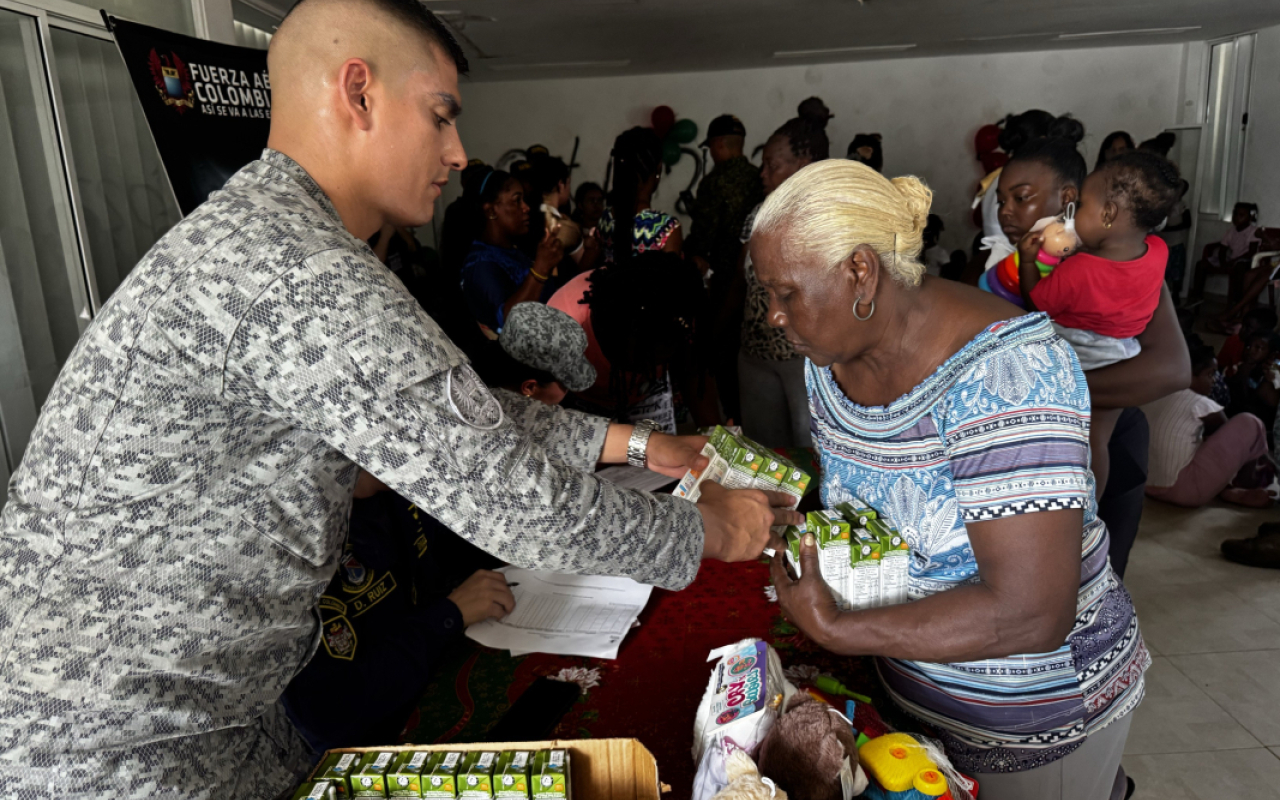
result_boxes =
[777,462,812,509]
[422,752,463,798]
[809,511,853,610]
[293,781,340,800]
[752,454,787,492]
[783,520,809,576]
[531,750,570,800]
[387,751,431,797]
[835,500,878,528]
[315,753,359,798]
[721,435,765,490]
[673,426,736,501]
[458,751,498,799]
[351,751,395,797]
[494,751,532,798]
[850,530,883,611]
[869,519,910,607]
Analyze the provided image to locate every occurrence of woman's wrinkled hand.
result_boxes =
[770,531,843,648]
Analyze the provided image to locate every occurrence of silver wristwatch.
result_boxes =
[627,420,659,468]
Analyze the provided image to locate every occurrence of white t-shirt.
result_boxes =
[1221,224,1260,261]
[1142,389,1223,488]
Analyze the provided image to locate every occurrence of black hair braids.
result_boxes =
[607,127,663,268]
[1100,151,1183,230]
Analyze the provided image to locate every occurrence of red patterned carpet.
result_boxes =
[403,557,901,799]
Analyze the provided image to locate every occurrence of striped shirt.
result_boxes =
[808,313,1149,774]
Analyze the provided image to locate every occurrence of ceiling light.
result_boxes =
[488,60,632,72]
[959,31,1064,42]
[1056,26,1201,40]
[773,44,917,58]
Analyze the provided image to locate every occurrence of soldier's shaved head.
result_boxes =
[266,0,469,238]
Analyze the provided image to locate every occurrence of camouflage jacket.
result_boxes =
[0,150,703,799]
[685,155,764,276]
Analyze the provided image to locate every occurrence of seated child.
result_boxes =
[1018,150,1183,493]
[1191,201,1261,302]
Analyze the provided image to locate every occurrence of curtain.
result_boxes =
[50,27,181,306]
[0,10,84,488]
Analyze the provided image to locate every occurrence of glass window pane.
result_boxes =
[0,8,85,479]
[233,0,278,50]
[1201,41,1234,219]
[50,27,181,306]
[66,0,194,36]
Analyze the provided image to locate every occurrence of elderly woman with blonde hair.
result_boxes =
[760,161,1148,800]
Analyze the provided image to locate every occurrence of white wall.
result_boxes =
[440,43,1186,254]
[1243,23,1280,227]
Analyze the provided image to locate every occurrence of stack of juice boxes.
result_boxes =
[673,426,811,522]
[782,501,910,611]
[293,748,570,799]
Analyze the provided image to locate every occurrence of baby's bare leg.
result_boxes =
[1090,408,1122,496]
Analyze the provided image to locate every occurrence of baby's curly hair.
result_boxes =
[1098,150,1183,230]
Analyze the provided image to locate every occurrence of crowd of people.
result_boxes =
[2,2,1279,800]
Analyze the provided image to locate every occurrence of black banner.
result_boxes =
[108,16,271,216]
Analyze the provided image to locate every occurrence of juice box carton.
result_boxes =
[315,753,359,798]
[458,751,498,799]
[531,749,570,799]
[782,519,810,575]
[673,426,736,501]
[494,751,532,798]
[293,781,339,800]
[387,751,430,797]
[869,519,910,607]
[835,501,878,528]
[809,511,853,610]
[850,530,883,611]
[751,454,787,492]
[777,462,812,509]
[422,751,463,798]
[721,434,766,490]
[351,751,395,797]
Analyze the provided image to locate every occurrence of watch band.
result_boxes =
[627,420,659,469]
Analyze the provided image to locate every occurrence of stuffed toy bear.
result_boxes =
[756,696,867,800]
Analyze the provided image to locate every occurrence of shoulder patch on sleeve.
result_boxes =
[447,364,504,430]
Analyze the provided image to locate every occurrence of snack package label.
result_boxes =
[531,749,570,799]
[458,751,497,799]
[705,640,770,732]
[388,751,430,797]
[494,750,532,798]
[422,751,463,798]
[850,531,882,611]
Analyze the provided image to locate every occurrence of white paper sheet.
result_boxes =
[466,566,653,659]
[594,465,679,493]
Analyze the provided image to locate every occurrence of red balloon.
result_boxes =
[651,106,676,140]
[980,151,1009,175]
[974,123,1001,156]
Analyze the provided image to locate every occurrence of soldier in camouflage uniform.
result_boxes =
[0,2,794,798]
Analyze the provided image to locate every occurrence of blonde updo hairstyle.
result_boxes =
[752,160,933,287]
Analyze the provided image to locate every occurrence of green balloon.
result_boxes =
[662,139,682,166]
[671,118,699,144]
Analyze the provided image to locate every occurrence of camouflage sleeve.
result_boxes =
[493,388,609,471]
[228,253,704,589]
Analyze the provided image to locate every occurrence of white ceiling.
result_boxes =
[241,0,1280,81]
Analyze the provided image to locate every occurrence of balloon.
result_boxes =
[662,139,682,167]
[974,123,1001,155]
[671,118,699,145]
[651,106,676,139]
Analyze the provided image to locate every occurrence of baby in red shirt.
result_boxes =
[1018,151,1183,493]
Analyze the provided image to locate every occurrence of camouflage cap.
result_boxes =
[499,303,597,392]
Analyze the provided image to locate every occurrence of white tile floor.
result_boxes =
[1122,497,1280,798]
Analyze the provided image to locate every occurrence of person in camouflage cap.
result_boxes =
[499,302,596,405]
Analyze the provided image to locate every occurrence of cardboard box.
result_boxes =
[311,741,659,800]
[387,751,431,797]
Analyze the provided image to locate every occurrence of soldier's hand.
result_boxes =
[697,482,804,562]
[448,570,516,627]
[645,432,710,479]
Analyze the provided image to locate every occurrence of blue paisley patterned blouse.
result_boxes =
[808,313,1149,774]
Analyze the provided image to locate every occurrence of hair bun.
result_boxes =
[797,96,833,130]
[890,175,933,236]
[1047,115,1085,145]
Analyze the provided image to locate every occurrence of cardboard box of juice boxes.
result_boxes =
[293,739,659,799]
[783,502,910,611]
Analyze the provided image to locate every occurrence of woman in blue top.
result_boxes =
[755,161,1148,800]
[460,169,562,333]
